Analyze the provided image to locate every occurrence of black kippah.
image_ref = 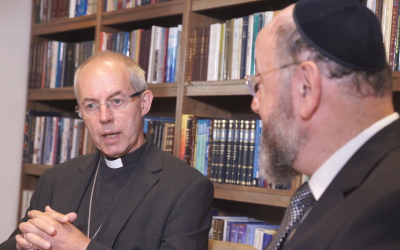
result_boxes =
[293,0,386,72]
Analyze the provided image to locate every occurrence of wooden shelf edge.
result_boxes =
[32,15,96,36]
[102,0,184,25]
[186,82,250,96]
[28,84,177,100]
[23,163,53,176]
[148,83,178,97]
[192,0,265,12]
[28,87,76,100]
[213,183,291,207]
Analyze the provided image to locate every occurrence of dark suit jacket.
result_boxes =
[284,119,400,249]
[0,140,214,250]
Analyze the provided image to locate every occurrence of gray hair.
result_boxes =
[275,21,392,97]
[74,51,148,100]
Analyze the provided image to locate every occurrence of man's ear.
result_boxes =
[141,90,153,116]
[297,61,322,120]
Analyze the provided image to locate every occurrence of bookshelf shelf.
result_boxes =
[23,163,52,176]
[32,14,97,36]
[185,80,249,96]
[101,0,184,25]
[28,84,178,101]
[148,83,178,97]
[213,183,291,207]
[28,87,76,101]
[192,0,265,12]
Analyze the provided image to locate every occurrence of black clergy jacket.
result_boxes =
[0,140,214,250]
[282,118,400,249]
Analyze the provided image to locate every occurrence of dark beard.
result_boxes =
[259,88,302,184]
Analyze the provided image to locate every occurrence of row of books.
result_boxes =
[23,111,89,165]
[179,115,291,189]
[99,25,182,83]
[28,41,95,89]
[20,190,34,219]
[144,117,175,155]
[104,0,171,11]
[187,11,278,82]
[34,0,98,23]
[210,216,278,249]
[362,0,400,70]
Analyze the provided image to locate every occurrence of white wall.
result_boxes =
[0,0,31,241]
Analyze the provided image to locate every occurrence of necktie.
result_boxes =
[265,182,316,250]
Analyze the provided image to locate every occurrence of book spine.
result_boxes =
[240,16,249,79]
[224,120,234,184]
[246,120,256,186]
[218,23,226,80]
[213,24,221,81]
[217,120,228,183]
[390,0,399,68]
[206,24,215,81]
[22,113,32,162]
[231,119,240,184]
[179,115,189,160]
[251,14,259,75]
[235,120,245,184]
[209,119,219,182]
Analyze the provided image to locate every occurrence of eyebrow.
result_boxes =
[82,91,123,103]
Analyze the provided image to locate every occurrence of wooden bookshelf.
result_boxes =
[32,14,97,35]
[186,80,248,96]
[20,0,312,226]
[28,84,178,100]
[102,0,185,25]
[22,162,291,207]
[192,0,266,12]
[23,163,52,176]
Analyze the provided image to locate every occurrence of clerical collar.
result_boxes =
[104,158,123,169]
[103,137,148,169]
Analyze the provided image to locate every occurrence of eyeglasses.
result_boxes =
[245,62,298,97]
[75,90,144,119]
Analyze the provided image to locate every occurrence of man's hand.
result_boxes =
[16,206,90,250]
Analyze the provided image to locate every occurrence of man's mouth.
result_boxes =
[102,132,120,138]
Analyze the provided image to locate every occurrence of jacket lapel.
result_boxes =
[286,118,400,248]
[96,141,162,248]
[64,152,100,214]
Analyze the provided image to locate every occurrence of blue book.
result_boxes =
[75,0,80,16]
[123,32,130,56]
[261,232,273,250]
[246,224,279,246]
[250,13,259,75]
[82,0,88,16]
[194,119,203,174]
[42,117,54,165]
[204,119,211,176]
[230,224,239,242]
[253,119,261,186]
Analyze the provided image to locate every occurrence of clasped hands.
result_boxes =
[16,206,90,250]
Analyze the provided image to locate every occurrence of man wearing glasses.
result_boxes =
[1,51,213,250]
[248,0,400,249]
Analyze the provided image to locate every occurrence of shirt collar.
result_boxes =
[103,135,148,169]
[308,112,399,201]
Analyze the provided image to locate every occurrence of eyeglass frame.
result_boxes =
[75,90,145,119]
[245,62,298,97]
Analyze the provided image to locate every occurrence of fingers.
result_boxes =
[15,233,51,250]
[24,215,57,236]
[43,206,72,223]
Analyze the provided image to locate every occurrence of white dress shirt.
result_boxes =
[308,113,399,201]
